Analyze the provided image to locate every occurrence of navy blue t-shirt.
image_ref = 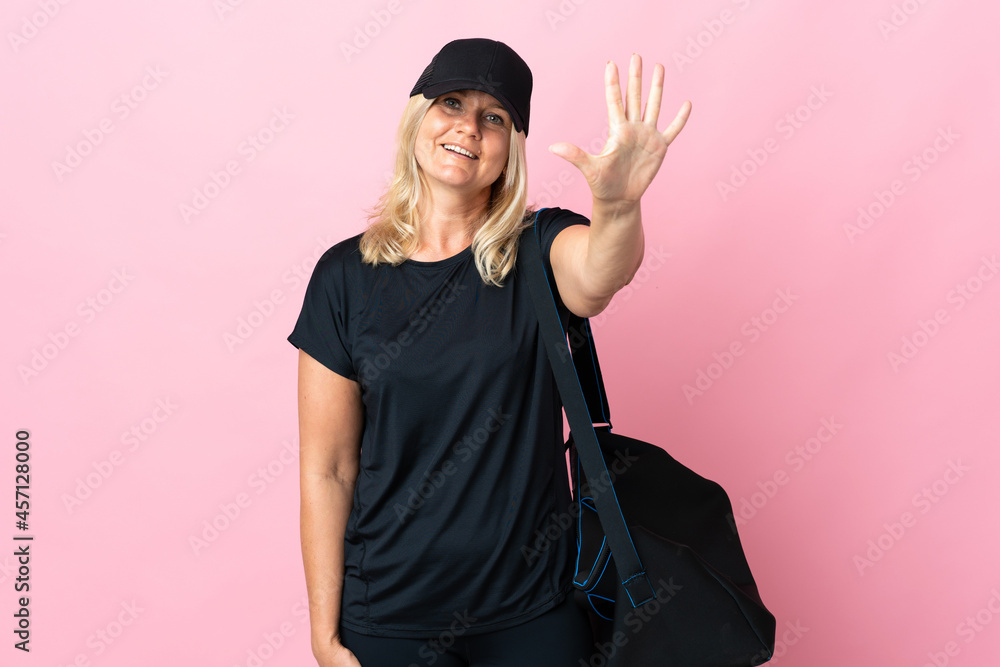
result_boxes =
[287,207,591,638]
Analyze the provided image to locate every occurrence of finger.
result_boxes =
[605,61,626,126]
[626,53,642,122]
[643,63,664,126]
[662,100,693,145]
[548,142,593,175]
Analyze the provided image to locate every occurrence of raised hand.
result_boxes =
[549,53,691,206]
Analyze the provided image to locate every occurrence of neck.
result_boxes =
[415,185,492,253]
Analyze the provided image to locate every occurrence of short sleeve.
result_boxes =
[534,206,591,280]
[287,245,358,382]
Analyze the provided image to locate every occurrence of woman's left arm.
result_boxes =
[549,53,691,318]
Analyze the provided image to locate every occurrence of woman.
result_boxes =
[289,38,690,667]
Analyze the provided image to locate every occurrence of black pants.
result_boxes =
[339,593,595,667]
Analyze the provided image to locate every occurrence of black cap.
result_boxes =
[409,38,533,136]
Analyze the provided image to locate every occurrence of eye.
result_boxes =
[442,97,461,109]
[486,113,505,126]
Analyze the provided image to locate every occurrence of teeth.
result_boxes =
[444,144,475,158]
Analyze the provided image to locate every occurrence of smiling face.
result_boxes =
[413,89,512,200]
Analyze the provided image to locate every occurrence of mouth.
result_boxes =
[442,144,478,160]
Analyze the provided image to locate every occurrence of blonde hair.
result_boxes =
[358,93,534,287]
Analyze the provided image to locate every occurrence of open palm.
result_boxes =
[549,54,691,205]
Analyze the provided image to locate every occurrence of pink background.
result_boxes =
[3,0,998,665]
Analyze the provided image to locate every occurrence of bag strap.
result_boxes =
[520,208,656,607]
[570,312,613,427]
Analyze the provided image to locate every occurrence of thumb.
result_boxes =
[548,142,591,174]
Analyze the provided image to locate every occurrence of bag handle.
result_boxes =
[520,208,656,607]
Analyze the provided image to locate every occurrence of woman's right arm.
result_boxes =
[297,349,365,667]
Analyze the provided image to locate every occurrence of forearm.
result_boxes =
[301,470,357,650]
[583,198,646,304]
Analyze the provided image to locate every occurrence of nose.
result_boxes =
[454,110,482,139]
